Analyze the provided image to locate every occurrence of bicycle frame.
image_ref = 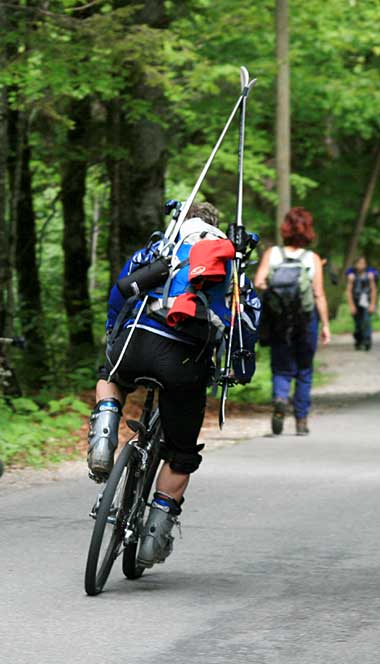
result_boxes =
[89,383,161,547]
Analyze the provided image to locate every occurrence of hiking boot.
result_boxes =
[137,493,181,568]
[87,398,122,481]
[364,341,371,351]
[272,399,287,435]
[354,342,362,350]
[296,417,309,436]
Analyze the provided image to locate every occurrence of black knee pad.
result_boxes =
[160,443,205,474]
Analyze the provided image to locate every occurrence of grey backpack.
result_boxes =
[263,247,314,335]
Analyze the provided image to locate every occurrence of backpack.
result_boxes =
[260,247,314,342]
[107,221,260,384]
[146,222,233,344]
[352,271,370,308]
[112,220,234,346]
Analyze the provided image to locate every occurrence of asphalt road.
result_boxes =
[1,394,380,664]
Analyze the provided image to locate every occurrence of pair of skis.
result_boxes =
[218,66,257,429]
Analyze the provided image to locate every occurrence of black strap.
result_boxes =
[108,296,137,345]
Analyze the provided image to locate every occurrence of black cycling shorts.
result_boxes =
[100,328,210,473]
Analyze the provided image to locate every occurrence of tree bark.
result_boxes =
[7,110,46,368]
[16,141,46,353]
[275,0,291,242]
[61,99,94,351]
[0,5,9,388]
[89,193,101,293]
[107,95,166,282]
[342,143,380,276]
[0,26,8,339]
[325,144,380,320]
[107,101,125,282]
[107,0,167,282]
[0,4,22,396]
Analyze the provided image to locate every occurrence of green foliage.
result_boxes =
[2,0,380,467]
[0,395,87,466]
[330,302,354,334]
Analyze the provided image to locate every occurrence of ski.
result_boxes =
[219,66,257,429]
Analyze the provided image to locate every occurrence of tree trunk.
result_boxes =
[0,22,7,339]
[61,99,94,352]
[0,6,9,389]
[325,144,380,320]
[121,91,166,253]
[0,5,21,396]
[342,144,380,276]
[107,0,167,282]
[16,141,46,358]
[89,193,101,293]
[8,110,46,371]
[107,101,125,282]
[107,96,166,282]
[5,110,24,338]
[275,0,291,242]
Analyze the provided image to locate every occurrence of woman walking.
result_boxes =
[255,207,330,435]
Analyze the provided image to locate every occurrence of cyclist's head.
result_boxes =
[186,202,219,227]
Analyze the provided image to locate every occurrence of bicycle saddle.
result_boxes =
[134,376,164,390]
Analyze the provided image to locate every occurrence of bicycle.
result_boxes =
[84,377,163,596]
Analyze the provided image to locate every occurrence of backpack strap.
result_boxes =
[280,247,309,265]
[278,246,287,262]
[108,295,137,345]
[161,258,190,308]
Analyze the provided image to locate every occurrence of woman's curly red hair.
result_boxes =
[281,207,316,248]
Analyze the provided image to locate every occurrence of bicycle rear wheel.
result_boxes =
[122,428,161,580]
[84,443,135,596]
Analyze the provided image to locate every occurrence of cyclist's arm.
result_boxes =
[107,258,134,330]
[107,243,163,329]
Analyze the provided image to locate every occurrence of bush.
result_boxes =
[0,395,88,467]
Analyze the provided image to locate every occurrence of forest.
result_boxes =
[0,0,379,463]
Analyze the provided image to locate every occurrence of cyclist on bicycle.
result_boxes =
[88,202,260,568]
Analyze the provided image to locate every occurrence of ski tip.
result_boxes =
[240,66,249,91]
[246,78,257,96]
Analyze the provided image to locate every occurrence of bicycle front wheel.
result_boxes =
[84,443,135,596]
[122,428,161,580]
